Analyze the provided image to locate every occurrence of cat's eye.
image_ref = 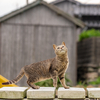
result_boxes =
[62,46,64,48]
[57,47,60,49]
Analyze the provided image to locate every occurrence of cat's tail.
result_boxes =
[2,68,24,85]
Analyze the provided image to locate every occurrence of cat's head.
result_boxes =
[53,42,67,55]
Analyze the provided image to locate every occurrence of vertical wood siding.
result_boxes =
[5,5,73,26]
[0,23,76,86]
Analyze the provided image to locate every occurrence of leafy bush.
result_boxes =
[89,76,100,86]
[79,29,100,41]
[35,75,71,88]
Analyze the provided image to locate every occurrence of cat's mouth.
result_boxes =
[60,50,66,53]
[61,49,65,51]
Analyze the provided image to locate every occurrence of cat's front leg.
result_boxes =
[52,70,58,88]
[53,76,57,87]
[58,73,70,89]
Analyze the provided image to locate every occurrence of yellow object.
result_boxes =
[0,75,18,88]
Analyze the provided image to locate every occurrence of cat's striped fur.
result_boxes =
[2,42,69,89]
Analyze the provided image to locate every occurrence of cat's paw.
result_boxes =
[36,86,40,89]
[64,86,70,89]
[32,86,40,89]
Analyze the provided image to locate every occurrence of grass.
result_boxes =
[77,76,100,88]
[89,77,100,86]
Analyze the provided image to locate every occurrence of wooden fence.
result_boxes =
[77,37,100,66]
[0,87,100,100]
[77,37,100,83]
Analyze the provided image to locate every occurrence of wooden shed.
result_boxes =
[0,0,85,86]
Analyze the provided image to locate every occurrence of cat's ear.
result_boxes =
[53,44,57,50]
[62,42,66,46]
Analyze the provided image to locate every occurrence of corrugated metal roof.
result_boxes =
[74,4,100,15]
[52,0,100,15]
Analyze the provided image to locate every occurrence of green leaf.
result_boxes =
[79,29,100,41]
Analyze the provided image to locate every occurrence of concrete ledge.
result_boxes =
[58,87,85,99]
[87,88,100,98]
[27,87,56,99]
[0,87,28,99]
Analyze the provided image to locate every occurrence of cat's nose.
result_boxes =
[61,47,63,49]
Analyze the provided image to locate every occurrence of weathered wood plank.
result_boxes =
[27,87,56,99]
[5,5,73,27]
[0,87,28,99]
[58,87,85,99]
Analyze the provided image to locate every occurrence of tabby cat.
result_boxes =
[2,42,69,89]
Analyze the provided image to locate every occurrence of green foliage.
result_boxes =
[77,77,100,87]
[79,29,100,41]
[35,79,53,87]
[89,77,100,86]
[35,75,71,88]
[77,81,87,87]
